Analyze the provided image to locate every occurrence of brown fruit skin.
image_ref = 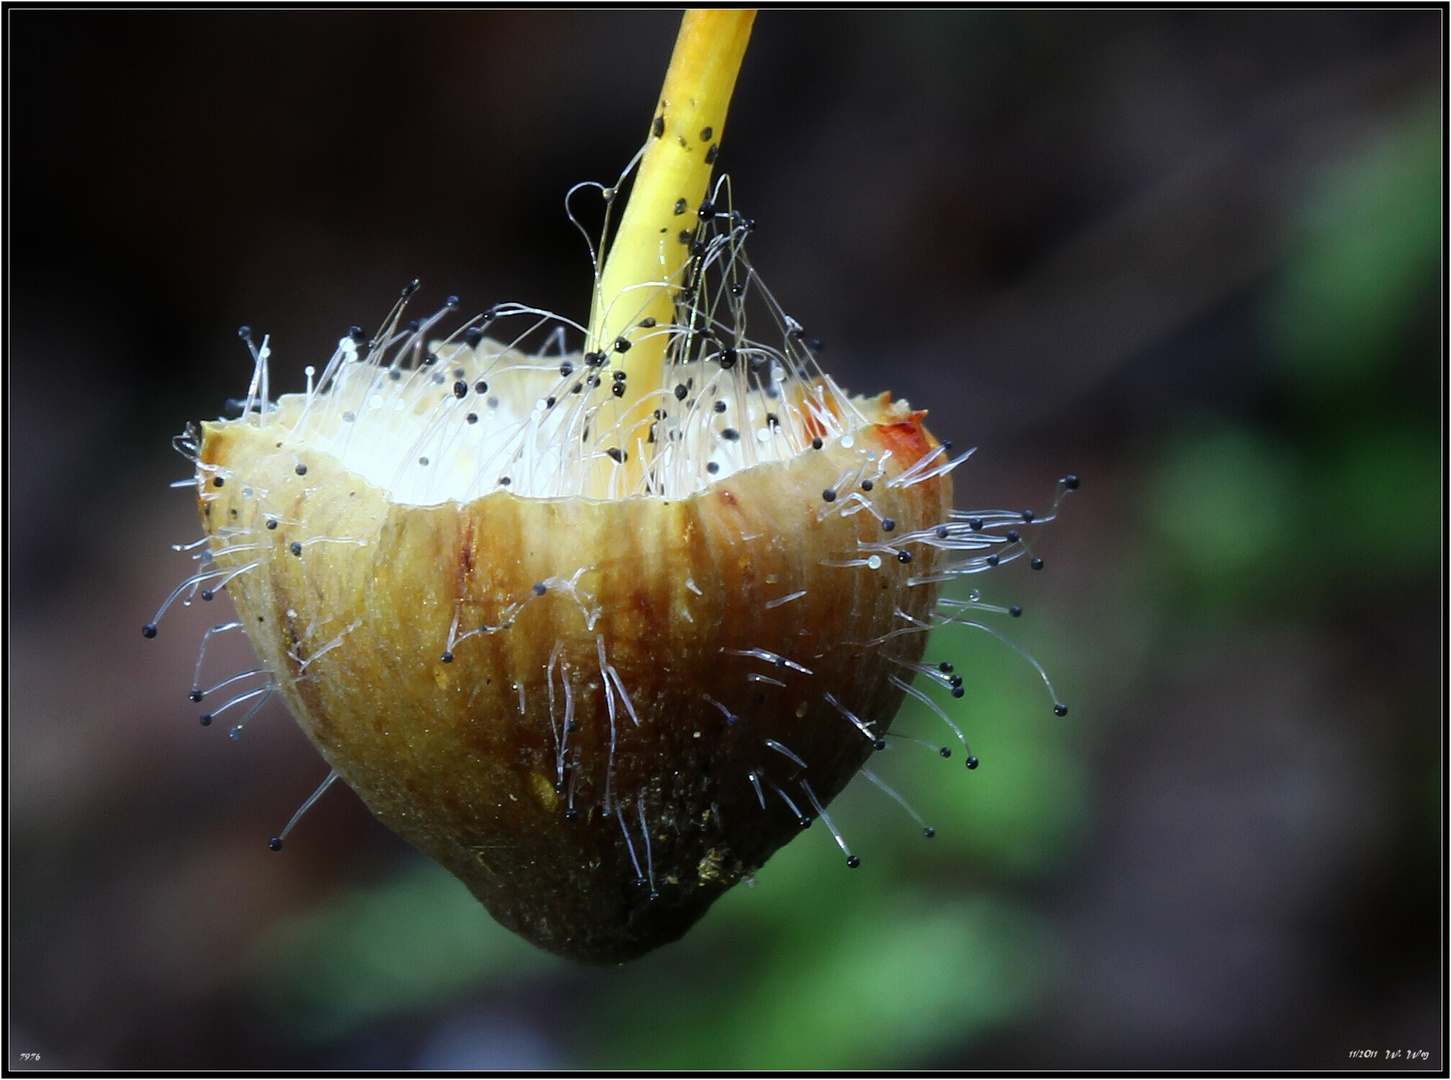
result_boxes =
[199,397,951,964]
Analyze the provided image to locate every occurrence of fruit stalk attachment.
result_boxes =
[588,8,756,428]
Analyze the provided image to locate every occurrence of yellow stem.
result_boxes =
[588,9,756,420]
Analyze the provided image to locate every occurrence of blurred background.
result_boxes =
[9,9,1442,1070]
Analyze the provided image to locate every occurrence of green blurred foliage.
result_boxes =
[1314,424,1440,584]
[1148,100,1440,619]
[251,863,562,1043]
[1272,101,1441,594]
[1267,102,1441,400]
[896,619,1089,878]
[588,890,1054,1070]
[1146,419,1304,611]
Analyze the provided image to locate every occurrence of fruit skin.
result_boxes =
[199,394,951,964]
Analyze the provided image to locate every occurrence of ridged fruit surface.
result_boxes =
[198,392,951,963]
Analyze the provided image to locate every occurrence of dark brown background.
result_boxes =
[9,9,1442,1070]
